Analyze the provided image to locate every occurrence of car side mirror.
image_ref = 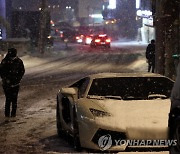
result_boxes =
[61,87,77,95]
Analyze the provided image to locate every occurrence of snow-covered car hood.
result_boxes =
[89,98,171,139]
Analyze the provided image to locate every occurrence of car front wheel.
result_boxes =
[56,98,64,137]
[73,111,81,151]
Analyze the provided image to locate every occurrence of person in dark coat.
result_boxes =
[146,39,155,73]
[0,48,25,120]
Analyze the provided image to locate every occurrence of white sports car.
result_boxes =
[56,73,174,151]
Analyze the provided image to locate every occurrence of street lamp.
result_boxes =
[66,6,71,9]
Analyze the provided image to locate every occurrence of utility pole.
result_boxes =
[38,0,47,54]
[164,0,177,79]
[164,22,175,79]
[154,0,180,78]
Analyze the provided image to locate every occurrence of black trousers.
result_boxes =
[3,85,20,117]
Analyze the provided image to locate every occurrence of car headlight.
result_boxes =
[89,108,110,117]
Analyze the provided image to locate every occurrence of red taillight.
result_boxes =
[95,39,101,43]
[60,34,63,38]
[106,39,111,43]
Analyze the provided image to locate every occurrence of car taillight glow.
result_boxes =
[95,39,101,43]
[60,34,63,38]
[76,36,80,40]
[106,39,111,43]
[77,39,82,43]
[86,37,92,44]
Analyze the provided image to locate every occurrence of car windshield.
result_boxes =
[98,36,108,40]
[88,77,174,100]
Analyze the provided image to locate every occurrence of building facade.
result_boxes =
[136,0,155,43]
[0,0,12,39]
[77,0,104,26]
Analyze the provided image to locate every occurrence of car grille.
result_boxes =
[92,128,126,146]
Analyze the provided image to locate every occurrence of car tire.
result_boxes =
[169,119,180,154]
[56,98,64,137]
[73,110,81,151]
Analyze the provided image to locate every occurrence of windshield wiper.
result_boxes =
[87,95,122,100]
[148,94,168,99]
[87,95,105,100]
[104,95,122,100]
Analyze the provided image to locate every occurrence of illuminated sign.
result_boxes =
[108,0,116,9]
[89,14,103,19]
[136,10,152,18]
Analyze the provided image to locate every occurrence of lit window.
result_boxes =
[108,0,116,9]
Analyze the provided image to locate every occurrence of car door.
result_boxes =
[59,77,90,134]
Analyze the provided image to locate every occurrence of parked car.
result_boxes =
[75,34,84,44]
[56,72,174,151]
[90,34,111,48]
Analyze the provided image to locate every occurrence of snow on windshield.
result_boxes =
[88,77,174,100]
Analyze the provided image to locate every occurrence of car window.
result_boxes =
[70,77,90,98]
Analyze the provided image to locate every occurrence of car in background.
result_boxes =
[75,34,93,45]
[84,34,93,45]
[90,34,111,48]
[56,28,76,42]
[75,34,84,44]
[56,73,174,151]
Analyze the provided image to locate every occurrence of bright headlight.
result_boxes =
[89,108,110,117]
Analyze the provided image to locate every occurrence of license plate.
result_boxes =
[101,42,105,44]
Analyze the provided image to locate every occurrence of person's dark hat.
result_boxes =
[151,39,155,44]
[7,48,17,57]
